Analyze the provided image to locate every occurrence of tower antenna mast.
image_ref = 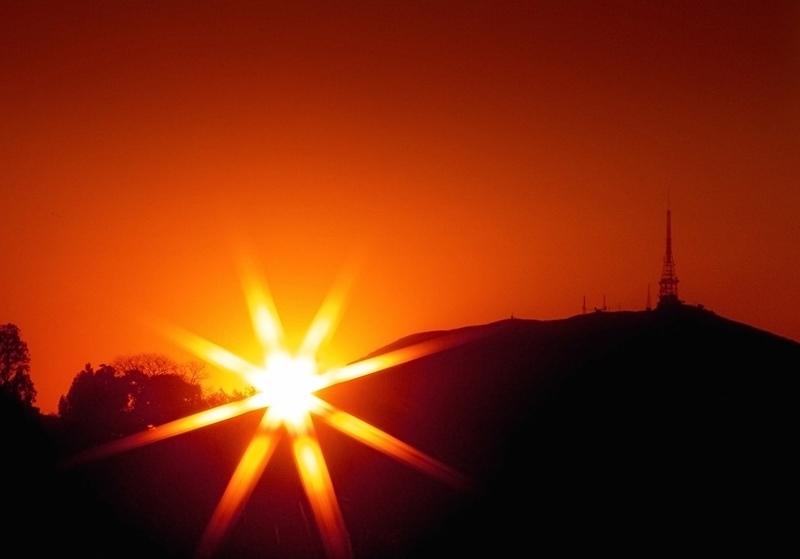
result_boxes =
[657,194,680,308]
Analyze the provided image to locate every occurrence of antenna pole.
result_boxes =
[657,203,680,308]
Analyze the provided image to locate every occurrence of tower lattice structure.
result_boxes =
[657,208,680,307]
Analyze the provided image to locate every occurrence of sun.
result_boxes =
[63,256,480,559]
[255,350,319,426]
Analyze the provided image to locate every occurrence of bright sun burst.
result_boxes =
[65,256,477,559]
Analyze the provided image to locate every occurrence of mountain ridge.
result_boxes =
[364,304,799,361]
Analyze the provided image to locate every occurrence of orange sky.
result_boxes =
[2,1,799,415]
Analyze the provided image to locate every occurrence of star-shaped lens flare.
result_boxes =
[63,257,481,559]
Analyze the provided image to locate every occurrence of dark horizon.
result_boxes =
[3,304,798,558]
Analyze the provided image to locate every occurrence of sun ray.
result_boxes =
[243,274,285,355]
[61,395,269,466]
[298,260,357,359]
[318,328,483,388]
[235,246,286,353]
[195,407,284,559]
[289,413,351,559]
[154,320,265,382]
[312,397,479,493]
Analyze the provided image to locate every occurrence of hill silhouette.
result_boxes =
[2,305,798,558]
[332,305,799,557]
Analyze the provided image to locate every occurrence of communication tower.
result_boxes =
[657,206,681,308]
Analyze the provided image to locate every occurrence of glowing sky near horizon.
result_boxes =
[61,267,479,558]
[2,1,799,414]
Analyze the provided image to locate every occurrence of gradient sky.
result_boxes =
[2,1,799,414]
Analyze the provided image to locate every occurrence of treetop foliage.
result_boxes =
[57,361,205,448]
[110,352,207,384]
[56,355,253,450]
[0,323,36,407]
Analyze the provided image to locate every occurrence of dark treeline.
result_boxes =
[54,360,252,452]
[0,323,254,453]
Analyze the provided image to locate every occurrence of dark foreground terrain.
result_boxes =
[3,305,798,557]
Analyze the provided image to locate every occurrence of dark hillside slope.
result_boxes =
[331,306,799,557]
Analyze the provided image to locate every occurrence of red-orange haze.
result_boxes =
[2,1,799,414]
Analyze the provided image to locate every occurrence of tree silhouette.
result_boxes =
[203,385,257,408]
[111,352,208,384]
[58,357,207,449]
[58,363,135,447]
[131,371,204,428]
[0,323,36,407]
